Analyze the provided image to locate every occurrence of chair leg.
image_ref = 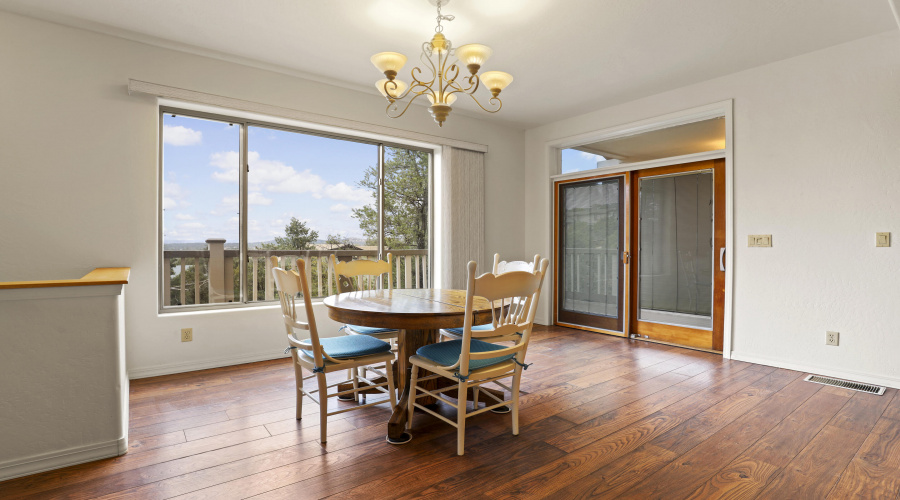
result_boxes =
[407,364,419,431]
[511,366,522,436]
[351,367,360,404]
[385,362,397,410]
[317,372,328,444]
[457,380,468,456]
[293,359,304,420]
[360,366,367,403]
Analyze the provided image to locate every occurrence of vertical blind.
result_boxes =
[440,146,485,289]
[561,179,620,317]
[638,172,713,319]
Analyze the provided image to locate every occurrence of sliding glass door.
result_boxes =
[556,177,625,332]
[630,160,725,350]
[637,171,713,328]
[554,159,725,351]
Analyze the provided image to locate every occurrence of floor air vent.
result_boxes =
[804,375,886,395]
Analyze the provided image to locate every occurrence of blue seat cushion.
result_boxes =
[301,334,392,360]
[416,339,514,373]
[344,324,398,335]
[443,323,496,336]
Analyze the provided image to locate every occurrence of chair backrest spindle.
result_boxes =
[456,258,550,378]
[272,259,327,369]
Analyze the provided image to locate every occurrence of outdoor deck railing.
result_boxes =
[163,239,428,306]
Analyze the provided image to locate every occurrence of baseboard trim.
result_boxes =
[0,437,126,482]
[128,349,290,379]
[731,352,900,390]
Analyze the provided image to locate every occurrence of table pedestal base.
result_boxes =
[332,328,509,444]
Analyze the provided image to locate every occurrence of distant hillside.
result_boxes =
[164,238,369,251]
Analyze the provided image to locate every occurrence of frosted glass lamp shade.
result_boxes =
[427,92,457,105]
[376,79,407,98]
[480,71,514,95]
[370,52,407,78]
[455,44,492,71]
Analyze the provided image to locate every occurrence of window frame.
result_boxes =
[158,105,435,313]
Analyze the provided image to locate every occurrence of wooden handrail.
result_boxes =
[0,268,131,290]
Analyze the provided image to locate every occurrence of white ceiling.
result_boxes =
[0,0,895,128]
[576,117,726,163]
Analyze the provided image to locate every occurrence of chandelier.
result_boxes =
[370,0,513,127]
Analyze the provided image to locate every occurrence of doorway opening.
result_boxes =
[552,111,730,353]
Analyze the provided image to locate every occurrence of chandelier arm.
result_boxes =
[441,65,461,95]
[444,80,465,94]
[467,74,481,94]
[386,91,430,119]
[451,74,477,95]
[387,78,431,102]
[405,62,435,92]
[420,43,437,79]
[463,93,503,113]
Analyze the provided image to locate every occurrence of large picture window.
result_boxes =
[160,108,432,311]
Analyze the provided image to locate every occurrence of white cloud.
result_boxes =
[266,167,326,194]
[163,181,189,209]
[319,182,372,205]
[330,203,351,212]
[210,151,240,183]
[579,151,607,162]
[163,125,203,146]
[179,222,206,230]
[210,151,327,195]
[221,192,272,211]
[248,192,273,205]
[175,213,195,220]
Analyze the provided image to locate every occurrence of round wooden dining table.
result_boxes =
[323,288,495,444]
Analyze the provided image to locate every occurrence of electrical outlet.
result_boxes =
[826,331,839,346]
[181,328,193,342]
[876,232,891,247]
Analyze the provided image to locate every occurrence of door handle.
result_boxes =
[623,251,631,265]
[719,248,726,272]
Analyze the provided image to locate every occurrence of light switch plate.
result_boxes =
[876,232,891,247]
[748,235,772,247]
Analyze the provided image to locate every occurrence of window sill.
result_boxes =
[157,300,328,316]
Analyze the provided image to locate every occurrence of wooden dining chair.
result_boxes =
[407,258,550,455]
[328,253,401,342]
[272,260,397,444]
[440,253,541,343]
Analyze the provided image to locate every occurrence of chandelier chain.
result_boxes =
[434,1,454,33]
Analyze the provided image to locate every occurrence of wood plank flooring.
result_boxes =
[2,325,898,499]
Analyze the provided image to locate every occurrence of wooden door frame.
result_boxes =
[552,172,631,337]
[545,100,734,357]
[629,159,726,352]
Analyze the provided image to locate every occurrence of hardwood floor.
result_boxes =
[2,326,898,499]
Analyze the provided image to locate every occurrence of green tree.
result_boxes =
[325,233,351,249]
[352,148,428,249]
[258,217,319,250]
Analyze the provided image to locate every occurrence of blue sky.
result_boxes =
[162,114,378,245]
[561,148,606,174]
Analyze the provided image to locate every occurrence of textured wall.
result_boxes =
[524,31,900,387]
[0,286,127,479]
[0,10,526,378]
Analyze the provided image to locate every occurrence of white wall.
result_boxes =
[0,11,526,378]
[0,285,127,480]
[524,31,900,388]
